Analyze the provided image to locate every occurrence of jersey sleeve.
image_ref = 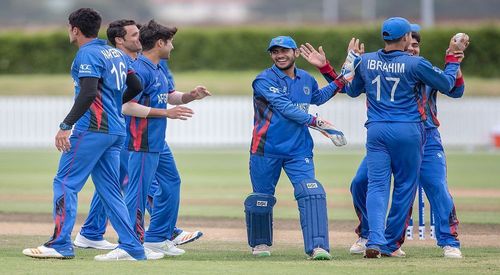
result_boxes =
[76,51,104,79]
[343,66,365,98]
[253,78,314,125]
[415,57,459,94]
[439,75,465,98]
[310,77,340,105]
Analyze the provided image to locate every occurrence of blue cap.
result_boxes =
[411,24,421,33]
[381,17,412,40]
[267,36,297,51]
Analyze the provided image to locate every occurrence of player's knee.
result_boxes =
[294,179,326,200]
[244,193,276,247]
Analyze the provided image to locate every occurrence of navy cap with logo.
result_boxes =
[267,36,297,52]
[381,17,412,41]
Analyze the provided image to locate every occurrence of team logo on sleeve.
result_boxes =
[269,86,279,93]
[303,86,310,95]
[79,64,92,74]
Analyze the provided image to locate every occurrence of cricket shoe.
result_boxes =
[73,233,118,250]
[171,229,203,246]
[22,245,74,259]
[364,247,381,259]
[382,248,406,258]
[310,248,332,260]
[94,248,137,261]
[349,237,368,254]
[145,247,165,260]
[252,244,271,257]
[144,240,185,256]
[443,246,463,259]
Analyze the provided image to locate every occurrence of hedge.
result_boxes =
[0,25,498,77]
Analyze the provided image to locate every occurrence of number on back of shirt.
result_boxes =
[372,75,400,102]
[111,61,127,90]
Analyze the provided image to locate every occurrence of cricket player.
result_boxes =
[348,30,466,258]
[75,19,202,250]
[301,28,467,258]
[342,17,462,258]
[22,8,163,261]
[245,35,349,260]
[124,20,210,256]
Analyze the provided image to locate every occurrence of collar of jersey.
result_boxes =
[271,64,302,79]
[80,38,107,49]
[377,49,409,57]
[138,54,160,70]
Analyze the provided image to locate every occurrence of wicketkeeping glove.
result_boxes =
[308,115,347,147]
[337,50,361,84]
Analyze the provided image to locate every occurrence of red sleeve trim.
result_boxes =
[319,61,334,74]
[455,76,464,87]
[445,54,460,63]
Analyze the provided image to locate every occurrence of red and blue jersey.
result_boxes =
[251,65,341,158]
[424,77,465,129]
[71,39,130,136]
[346,50,460,125]
[125,55,174,152]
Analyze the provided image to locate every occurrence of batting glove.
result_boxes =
[309,115,347,147]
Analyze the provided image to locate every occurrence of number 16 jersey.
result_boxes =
[71,39,131,136]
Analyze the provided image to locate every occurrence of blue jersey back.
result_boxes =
[355,50,425,123]
[125,55,174,152]
[71,39,130,135]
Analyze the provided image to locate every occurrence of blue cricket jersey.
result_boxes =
[125,55,174,152]
[251,64,341,158]
[424,78,465,129]
[159,59,175,89]
[347,50,460,124]
[71,39,131,136]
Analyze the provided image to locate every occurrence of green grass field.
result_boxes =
[0,72,500,96]
[1,149,500,273]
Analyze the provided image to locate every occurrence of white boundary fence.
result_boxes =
[0,96,499,149]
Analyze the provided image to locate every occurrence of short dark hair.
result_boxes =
[411,31,421,43]
[68,8,101,38]
[139,20,177,51]
[107,19,137,47]
[384,35,404,45]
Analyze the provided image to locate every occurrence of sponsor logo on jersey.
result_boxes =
[293,102,310,113]
[303,86,310,95]
[306,182,318,189]
[304,157,310,163]
[269,86,279,93]
[79,64,92,74]
[367,60,405,73]
[256,200,268,207]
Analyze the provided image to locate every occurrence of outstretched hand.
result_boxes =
[165,106,194,120]
[300,43,328,68]
[347,38,365,55]
[190,86,212,100]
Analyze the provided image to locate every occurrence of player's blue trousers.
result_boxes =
[44,130,145,259]
[365,122,425,252]
[249,154,330,255]
[351,128,460,249]
[125,143,181,243]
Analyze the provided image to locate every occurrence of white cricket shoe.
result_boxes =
[349,237,368,254]
[252,244,271,257]
[310,248,332,260]
[94,248,137,261]
[144,240,185,256]
[171,230,203,246]
[443,246,463,259]
[145,247,165,260]
[382,248,406,258]
[74,233,118,250]
[22,245,73,259]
